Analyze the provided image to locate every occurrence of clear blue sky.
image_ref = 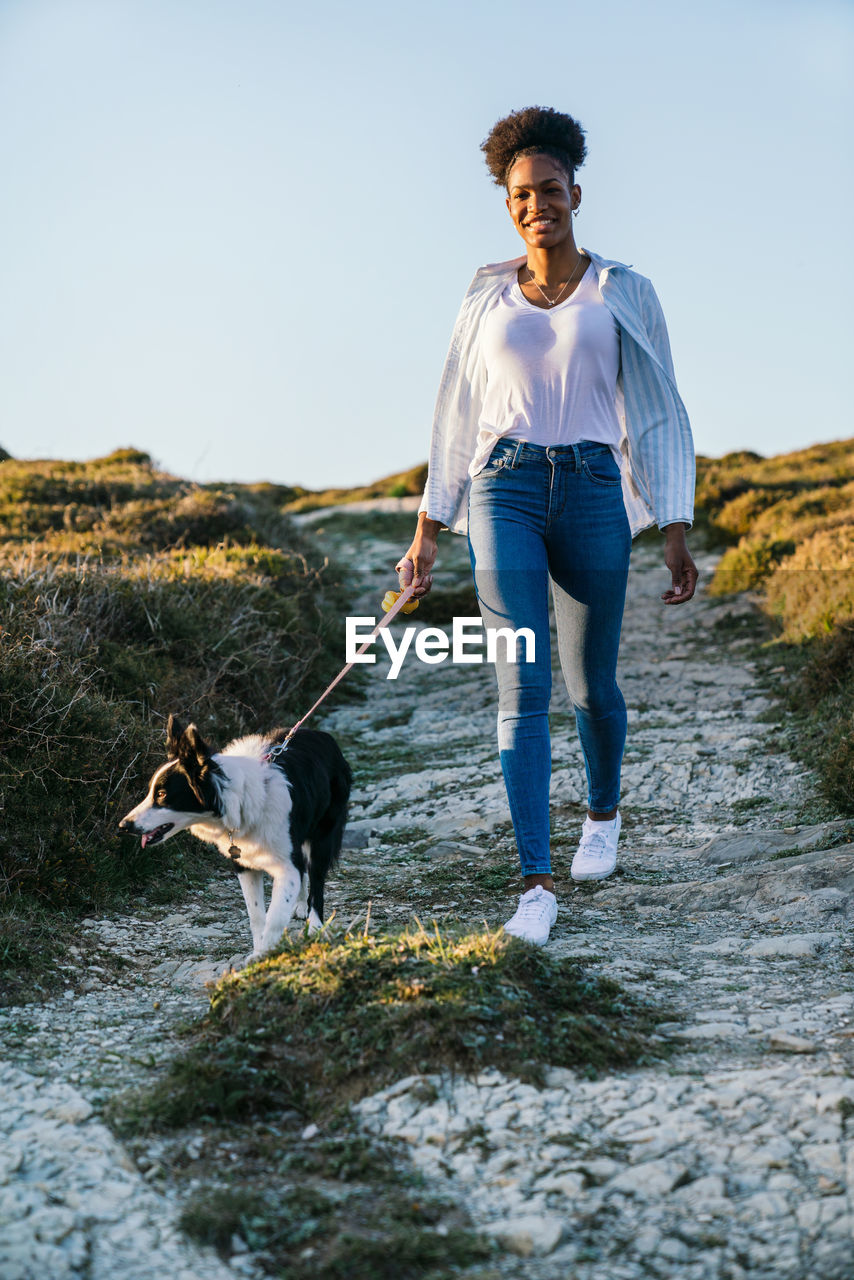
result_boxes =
[1,0,851,489]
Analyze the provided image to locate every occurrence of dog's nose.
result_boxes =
[118,818,134,832]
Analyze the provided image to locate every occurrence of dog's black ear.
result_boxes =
[178,723,213,772]
[166,714,187,758]
[177,724,216,806]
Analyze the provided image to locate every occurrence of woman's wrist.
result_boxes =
[417,513,444,539]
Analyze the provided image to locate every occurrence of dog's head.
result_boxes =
[118,715,224,848]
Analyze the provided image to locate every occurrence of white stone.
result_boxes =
[767,1031,818,1054]
[801,1143,845,1179]
[632,1226,662,1256]
[484,1213,564,1257]
[739,1191,791,1220]
[745,933,838,958]
[670,1173,727,1206]
[670,1022,744,1041]
[45,1097,93,1124]
[658,1236,691,1263]
[533,1171,585,1197]
[607,1158,687,1199]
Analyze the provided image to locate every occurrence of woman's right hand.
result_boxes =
[396,515,443,597]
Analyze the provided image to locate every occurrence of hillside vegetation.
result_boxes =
[697,436,853,811]
[281,462,428,513]
[0,448,349,995]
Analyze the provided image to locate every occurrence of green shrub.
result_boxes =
[763,528,854,641]
[774,623,854,814]
[0,452,349,920]
[712,488,785,540]
[708,537,796,594]
[114,922,661,1133]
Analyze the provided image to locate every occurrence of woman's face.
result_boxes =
[505,154,579,250]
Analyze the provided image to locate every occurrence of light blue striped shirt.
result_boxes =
[419,246,695,538]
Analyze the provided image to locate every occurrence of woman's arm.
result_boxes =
[660,521,698,604]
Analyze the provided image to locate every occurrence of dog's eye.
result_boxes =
[155,789,167,804]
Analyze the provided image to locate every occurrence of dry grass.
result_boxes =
[0,449,348,935]
[697,437,854,813]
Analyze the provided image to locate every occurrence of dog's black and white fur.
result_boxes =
[119,716,351,959]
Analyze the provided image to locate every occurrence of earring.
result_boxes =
[573,207,580,218]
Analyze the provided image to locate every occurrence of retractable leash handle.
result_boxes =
[264,582,419,761]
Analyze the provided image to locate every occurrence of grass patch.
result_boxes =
[177,1162,493,1280]
[113,922,660,1135]
[756,623,854,815]
[0,901,77,1006]
[730,797,767,813]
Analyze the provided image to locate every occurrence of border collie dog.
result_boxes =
[119,716,351,959]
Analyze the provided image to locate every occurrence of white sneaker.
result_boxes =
[571,812,622,882]
[503,885,558,946]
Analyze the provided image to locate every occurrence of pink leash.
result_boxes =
[264,582,418,760]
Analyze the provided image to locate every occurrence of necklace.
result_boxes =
[524,254,586,308]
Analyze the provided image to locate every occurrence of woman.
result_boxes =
[396,107,697,945]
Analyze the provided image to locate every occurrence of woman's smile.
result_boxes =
[505,153,577,248]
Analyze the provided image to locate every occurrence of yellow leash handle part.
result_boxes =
[381,589,419,615]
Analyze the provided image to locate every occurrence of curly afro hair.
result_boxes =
[481,106,587,189]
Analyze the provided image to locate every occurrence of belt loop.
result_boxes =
[510,440,524,469]
[571,442,581,471]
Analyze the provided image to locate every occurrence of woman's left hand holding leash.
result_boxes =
[660,522,698,605]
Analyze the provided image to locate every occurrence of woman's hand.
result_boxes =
[396,514,443,597]
[661,523,698,604]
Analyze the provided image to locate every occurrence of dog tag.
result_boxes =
[228,844,242,861]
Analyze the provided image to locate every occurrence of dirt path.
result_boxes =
[2,510,853,1279]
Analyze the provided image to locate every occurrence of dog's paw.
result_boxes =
[293,901,308,920]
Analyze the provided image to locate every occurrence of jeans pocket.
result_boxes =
[581,452,621,486]
[475,452,508,477]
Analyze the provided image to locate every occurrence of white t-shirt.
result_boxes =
[475,260,622,456]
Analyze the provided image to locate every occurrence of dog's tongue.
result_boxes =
[140,833,153,849]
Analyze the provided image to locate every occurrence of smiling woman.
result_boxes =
[395,105,698,947]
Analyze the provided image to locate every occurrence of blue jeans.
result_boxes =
[467,438,631,877]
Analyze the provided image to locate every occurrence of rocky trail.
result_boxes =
[2,503,853,1280]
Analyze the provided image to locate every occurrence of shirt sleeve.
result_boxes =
[418,292,488,531]
[640,279,677,383]
[624,274,695,532]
